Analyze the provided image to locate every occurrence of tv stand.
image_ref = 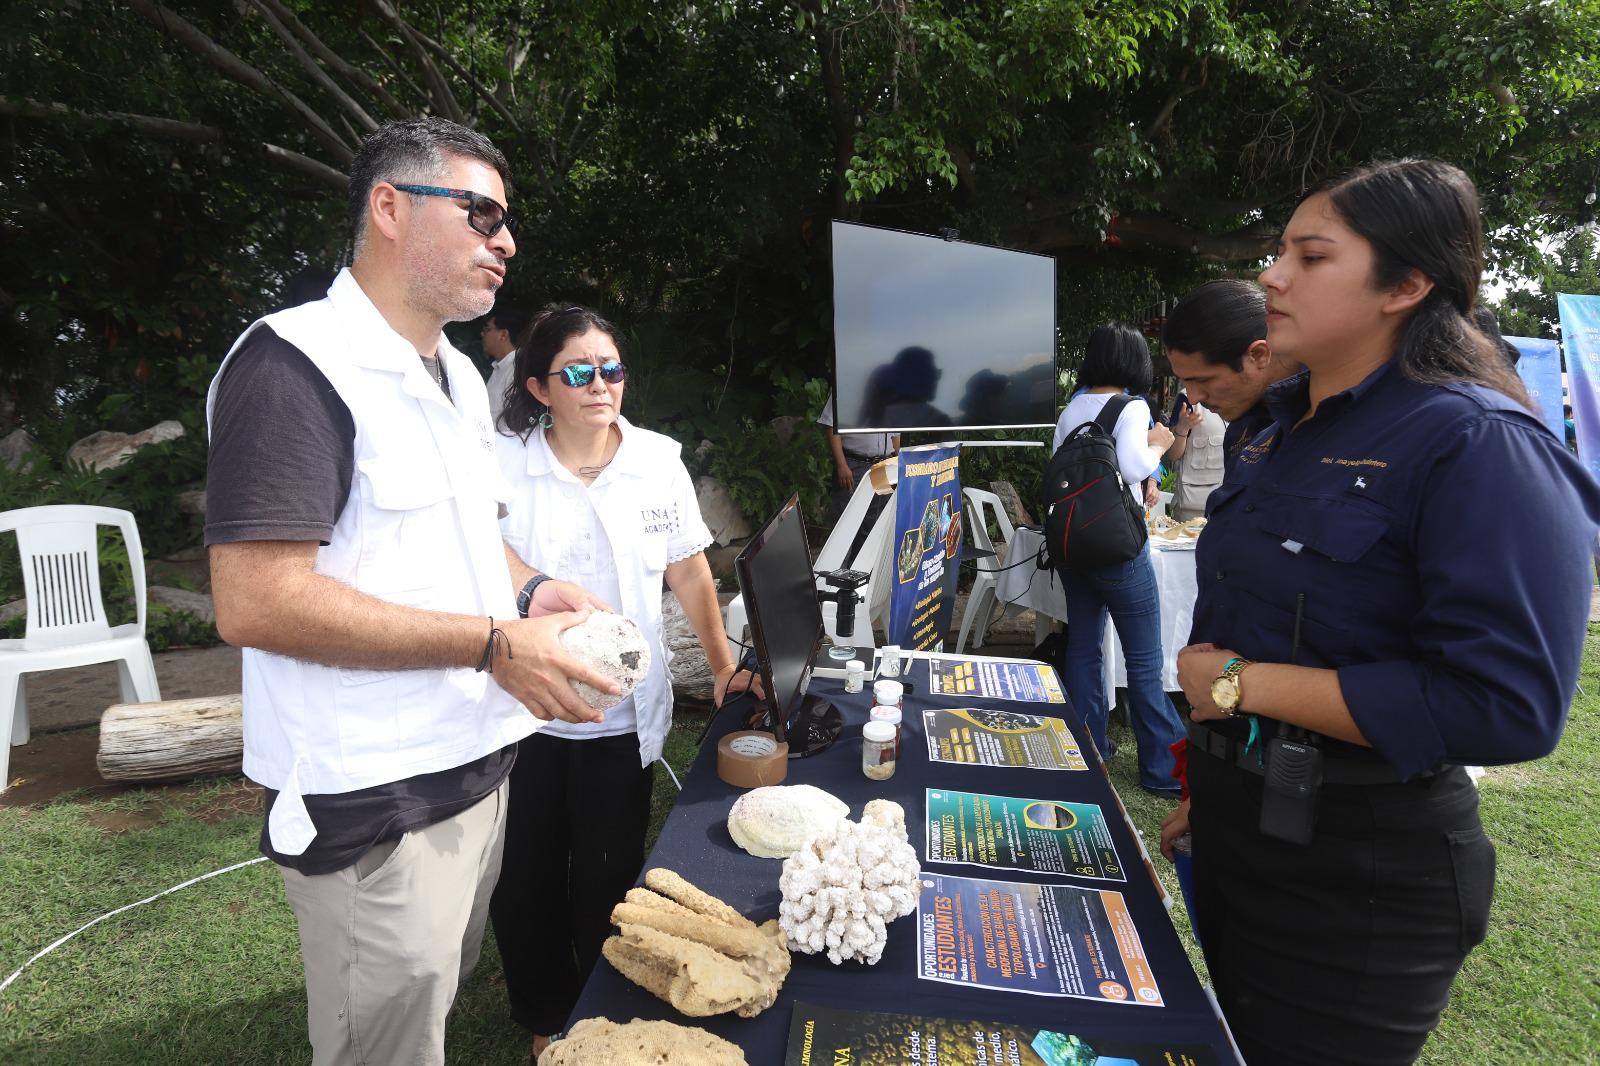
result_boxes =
[785,693,843,759]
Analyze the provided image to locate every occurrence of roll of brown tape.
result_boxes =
[717,730,789,787]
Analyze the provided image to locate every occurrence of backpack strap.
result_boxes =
[1092,393,1137,436]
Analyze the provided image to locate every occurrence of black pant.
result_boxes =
[1189,747,1495,1065]
[488,730,655,1035]
[830,456,890,564]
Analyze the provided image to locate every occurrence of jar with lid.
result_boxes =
[872,679,904,708]
[844,659,866,693]
[869,704,902,758]
[862,720,898,780]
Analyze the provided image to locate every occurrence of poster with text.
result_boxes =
[1509,335,1565,442]
[890,444,963,650]
[784,1002,1222,1066]
[925,788,1126,882]
[923,708,1087,771]
[917,874,1164,1007]
[929,658,1067,703]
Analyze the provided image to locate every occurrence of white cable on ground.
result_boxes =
[660,757,683,793]
[0,855,270,997]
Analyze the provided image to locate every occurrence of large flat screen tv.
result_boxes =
[830,220,1057,434]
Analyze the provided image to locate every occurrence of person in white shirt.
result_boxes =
[481,305,528,424]
[489,305,757,1057]
[1052,323,1186,796]
[206,118,616,1066]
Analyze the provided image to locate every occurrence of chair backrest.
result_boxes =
[963,487,1015,574]
[814,470,882,575]
[0,504,147,650]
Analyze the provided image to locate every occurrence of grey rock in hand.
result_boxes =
[559,612,652,710]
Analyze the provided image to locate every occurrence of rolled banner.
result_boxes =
[717,730,789,787]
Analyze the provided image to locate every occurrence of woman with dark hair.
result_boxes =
[1051,323,1185,795]
[1163,160,1599,1064]
[488,306,755,1057]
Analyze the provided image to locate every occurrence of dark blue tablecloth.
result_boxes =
[568,659,1237,1063]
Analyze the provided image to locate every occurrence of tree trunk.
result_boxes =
[97,695,244,783]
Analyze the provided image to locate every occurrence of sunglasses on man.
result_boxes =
[391,183,519,238]
[547,362,627,388]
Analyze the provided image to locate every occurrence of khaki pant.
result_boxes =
[278,779,509,1066]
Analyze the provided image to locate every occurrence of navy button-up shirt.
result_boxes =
[1191,362,1600,779]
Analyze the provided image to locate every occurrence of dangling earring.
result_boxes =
[536,410,554,430]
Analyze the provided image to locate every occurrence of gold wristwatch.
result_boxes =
[1211,657,1254,717]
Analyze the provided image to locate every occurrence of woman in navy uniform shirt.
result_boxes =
[1160,159,1600,1064]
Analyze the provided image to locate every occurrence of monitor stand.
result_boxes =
[785,693,843,759]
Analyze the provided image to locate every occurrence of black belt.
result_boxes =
[1186,720,1413,786]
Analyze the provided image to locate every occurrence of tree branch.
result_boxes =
[363,0,466,125]
[0,97,348,190]
[241,0,379,133]
[256,0,409,118]
[805,1,854,217]
[126,0,354,164]
[1013,210,1276,262]
[359,29,434,113]
[407,20,523,131]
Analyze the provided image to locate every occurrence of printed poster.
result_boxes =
[925,788,1126,882]
[917,874,1164,1006]
[890,444,963,650]
[929,658,1067,703]
[1509,335,1565,441]
[784,1002,1223,1066]
[923,708,1087,771]
[1559,292,1600,479]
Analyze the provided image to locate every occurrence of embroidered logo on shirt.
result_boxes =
[641,505,679,535]
[1353,476,1368,490]
[1319,456,1389,469]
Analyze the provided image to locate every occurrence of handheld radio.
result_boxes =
[1258,593,1324,845]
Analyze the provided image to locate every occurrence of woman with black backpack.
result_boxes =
[1049,324,1185,796]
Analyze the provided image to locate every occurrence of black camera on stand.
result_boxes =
[817,568,871,660]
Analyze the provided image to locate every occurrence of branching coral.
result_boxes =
[777,799,921,966]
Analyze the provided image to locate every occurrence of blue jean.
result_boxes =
[1061,544,1185,791]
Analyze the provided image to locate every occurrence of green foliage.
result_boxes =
[1492,229,1600,340]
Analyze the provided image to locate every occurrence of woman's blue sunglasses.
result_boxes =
[548,362,627,387]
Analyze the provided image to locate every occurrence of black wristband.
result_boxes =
[517,574,553,618]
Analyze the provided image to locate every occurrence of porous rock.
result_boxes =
[560,612,651,710]
[66,420,185,473]
[727,784,849,858]
[601,868,789,1018]
[537,1017,747,1066]
[661,589,712,701]
[694,475,752,545]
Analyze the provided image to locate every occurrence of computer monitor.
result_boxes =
[734,494,842,758]
[830,219,1057,434]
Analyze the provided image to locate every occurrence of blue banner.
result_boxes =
[1508,335,1564,441]
[889,444,962,649]
[1558,294,1600,481]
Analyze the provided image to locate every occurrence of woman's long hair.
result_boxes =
[498,305,624,439]
[1319,159,1531,408]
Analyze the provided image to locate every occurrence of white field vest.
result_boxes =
[205,269,535,854]
[1174,406,1227,517]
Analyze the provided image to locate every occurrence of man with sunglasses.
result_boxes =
[205,118,615,1066]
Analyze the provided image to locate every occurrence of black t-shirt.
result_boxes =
[205,324,513,876]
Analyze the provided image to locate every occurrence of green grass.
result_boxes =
[3,657,1597,1064]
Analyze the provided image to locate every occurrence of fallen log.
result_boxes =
[97,695,243,783]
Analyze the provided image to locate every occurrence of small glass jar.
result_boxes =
[872,679,904,709]
[862,720,898,780]
[869,704,903,758]
[878,644,903,677]
[844,659,866,693]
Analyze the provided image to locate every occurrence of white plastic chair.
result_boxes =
[955,487,1016,652]
[724,475,898,662]
[1,505,161,792]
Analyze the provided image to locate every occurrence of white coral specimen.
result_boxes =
[559,612,652,710]
[777,798,921,965]
[727,784,849,858]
